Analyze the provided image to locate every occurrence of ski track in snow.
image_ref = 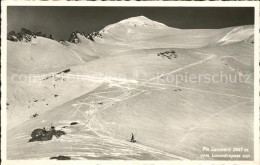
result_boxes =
[67,84,185,159]
[221,55,250,66]
[144,53,215,83]
[146,82,253,100]
[51,51,252,159]
[218,27,241,42]
[217,27,253,45]
[173,100,253,149]
[136,40,204,48]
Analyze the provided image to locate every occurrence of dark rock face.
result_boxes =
[21,28,33,36]
[70,122,78,125]
[68,32,81,43]
[31,128,45,138]
[50,155,71,160]
[62,69,70,73]
[57,69,71,74]
[7,31,17,41]
[35,31,48,37]
[29,127,65,142]
[49,34,54,40]
[29,132,53,142]
[157,50,177,59]
[7,28,33,42]
[86,31,103,41]
[68,31,103,43]
[30,113,39,119]
[7,28,54,42]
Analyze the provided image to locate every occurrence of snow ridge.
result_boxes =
[119,16,168,27]
[101,16,168,33]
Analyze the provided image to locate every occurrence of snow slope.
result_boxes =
[7,36,98,130]
[8,37,84,73]
[7,16,254,160]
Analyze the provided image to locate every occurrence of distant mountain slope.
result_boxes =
[8,37,84,74]
[65,16,253,57]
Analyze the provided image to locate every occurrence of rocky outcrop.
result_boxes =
[7,31,18,41]
[68,32,81,43]
[8,28,103,44]
[35,31,47,37]
[29,127,65,142]
[157,50,177,59]
[87,31,103,41]
[7,28,54,43]
[49,34,55,40]
[7,28,35,42]
[70,122,78,125]
[50,155,71,160]
[68,30,103,43]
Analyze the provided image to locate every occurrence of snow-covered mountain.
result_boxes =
[101,15,169,33]
[59,16,254,58]
[7,16,254,160]
[67,31,103,44]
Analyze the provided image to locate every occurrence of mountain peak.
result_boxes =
[101,16,168,34]
[119,16,167,27]
[121,15,150,22]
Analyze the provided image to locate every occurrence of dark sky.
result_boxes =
[7,7,254,41]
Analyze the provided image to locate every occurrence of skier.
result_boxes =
[130,133,136,143]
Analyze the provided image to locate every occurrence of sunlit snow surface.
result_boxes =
[8,82,187,160]
[7,16,254,160]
